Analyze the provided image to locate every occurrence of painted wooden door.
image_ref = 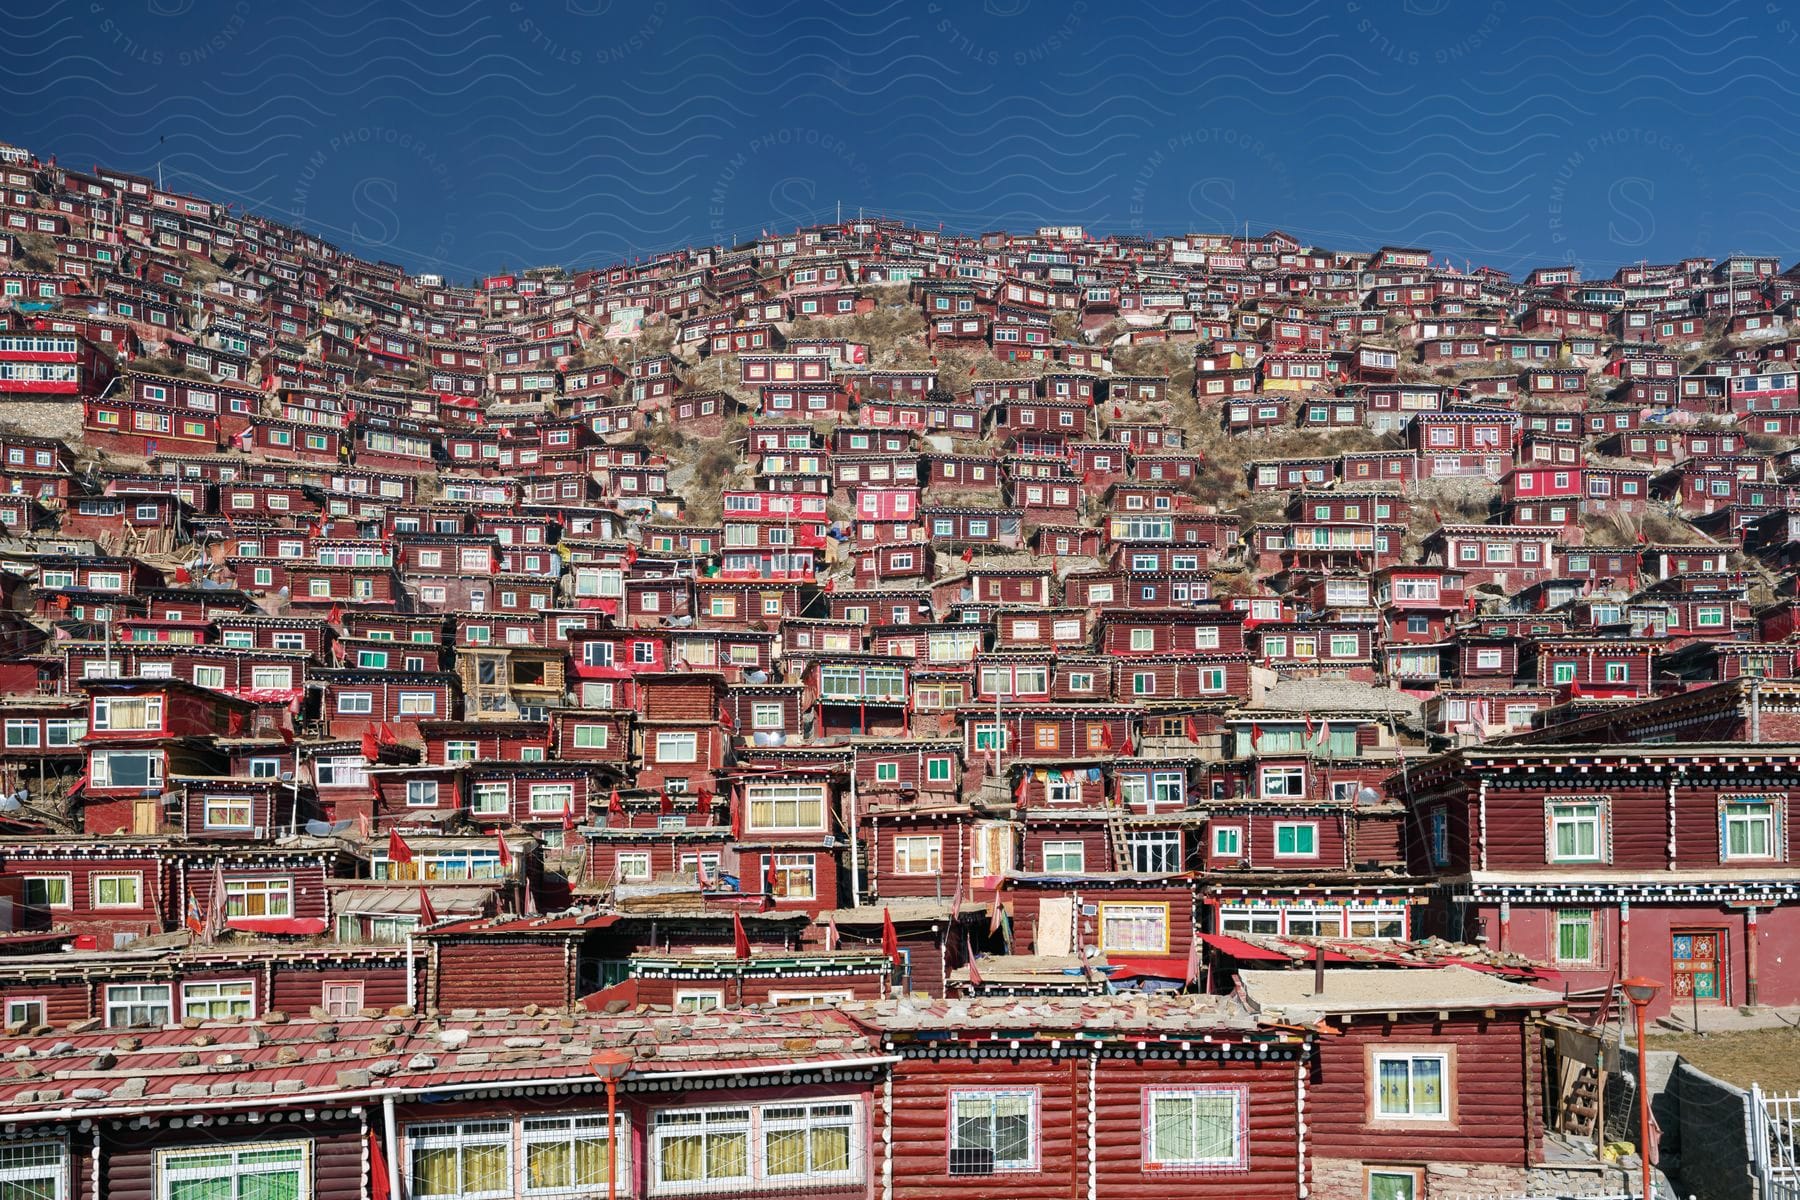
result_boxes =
[1671,929,1724,1001]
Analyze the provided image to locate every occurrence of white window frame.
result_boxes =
[949,1089,1038,1174]
[1371,1051,1450,1122]
[1142,1086,1246,1171]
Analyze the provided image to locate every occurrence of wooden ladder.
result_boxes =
[1106,809,1133,873]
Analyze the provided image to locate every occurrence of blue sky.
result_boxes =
[2,0,1789,280]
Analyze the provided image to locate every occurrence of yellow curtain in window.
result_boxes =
[572,1135,612,1186]
[410,1146,459,1198]
[660,1134,703,1183]
[526,1142,571,1190]
[706,1131,747,1180]
[462,1143,507,1193]
[765,1129,807,1176]
[811,1125,851,1173]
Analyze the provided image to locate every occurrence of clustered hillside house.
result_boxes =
[0,138,1789,1196]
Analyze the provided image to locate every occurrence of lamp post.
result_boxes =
[1621,976,1662,1200]
[589,1050,633,1200]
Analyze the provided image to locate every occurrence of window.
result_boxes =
[251,666,293,690]
[1042,840,1085,874]
[747,782,825,832]
[105,983,171,1028]
[1099,902,1168,953]
[204,794,254,830]
[1725,799,1777,859]
[529,783,575,815]
[92,873,142,908]
[1373,1051,1448,1120]
[1212,826,1242,858]
[1367,1167,1424,1200]
[224,878,291,918]
[761,1101,856,1183]
[407,779,441,808]
[1274,822,1317,857]
[92,695,163,732]
[1548,801,1605,862]
[0,1140,63,1200]
[1556,909,1596,965]
[655,732,698,763]
[22,876,69,908]
[322,981,365,1018]
[950,1090,1035,1174]
[927,756,952,782]
[398,691,437,716]
[158,1142,309,1200]
[1129,830,1182,874]
[1261,766,1305,798]
[1129,628,1155,651]
[1143,1087,1244,1170]
[652,1106,751,1188]
[408,1120,511,1199]
[182,980,254,1021]
[315,755,369,788]
[615,852,652,883]
[893,835,941,875]
[3,720,37,749]
[523,1113,627,1196]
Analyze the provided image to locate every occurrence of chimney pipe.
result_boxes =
[1312,944,1325,995]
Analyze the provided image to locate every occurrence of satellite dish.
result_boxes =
[0,795,21,812]
[1356,787,1381,806]
[304,818,335,837]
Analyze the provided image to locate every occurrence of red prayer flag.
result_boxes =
[718,703,736,732]
[361,729,381,763]
[1250,722,1264,748]
[609,788,626,820]
[495,829,514,870]
[881,906,901,963]
[369,1130,392,1200]
[960,545,974,563]
[733,911,752,959]
[764,853,779,897]
[417,886,437,927]
[326,602,343,626]
[387,828,413,865]
[1185,715,1201,741]
[825,914,840,951]
[659,790,674,817]
[562,797,576,834]
[730,792,743,840]
[967,953,984,988]
[1099,724,1114,750]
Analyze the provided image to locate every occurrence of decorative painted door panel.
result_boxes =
[1671,930,1723,1001]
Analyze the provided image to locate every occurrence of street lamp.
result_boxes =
[589,1050,633,1200]
[1621,976,1662,1200]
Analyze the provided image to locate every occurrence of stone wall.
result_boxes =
[1311,1156,1631,1200]
[1611,1046,1755,1200]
